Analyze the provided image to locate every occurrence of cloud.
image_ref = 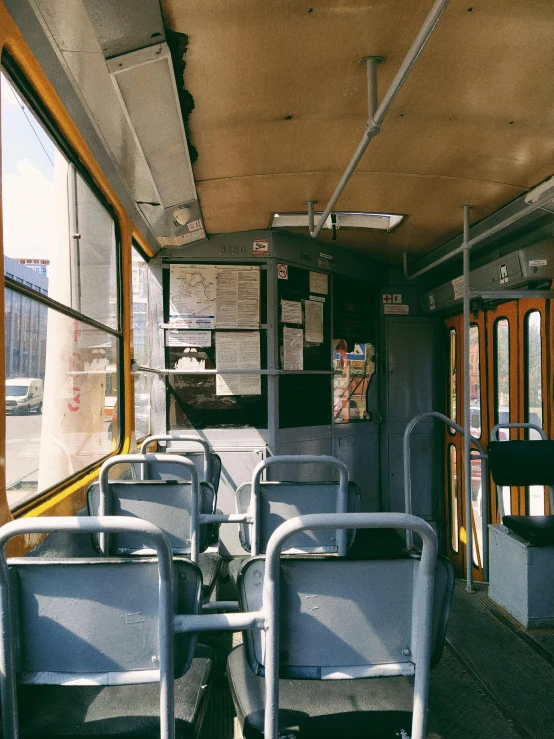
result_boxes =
[2,158,59,261]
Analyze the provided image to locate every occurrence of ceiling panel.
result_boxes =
[161,0,554,262]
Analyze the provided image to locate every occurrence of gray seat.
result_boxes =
[0,516,214,739]
[227,513,454,739]
[87,480,216,555]
[227,455,359,587]
[235,480,361,553]
[140,434,222,494]
[89,453,221,600]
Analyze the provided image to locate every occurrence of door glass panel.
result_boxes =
[448,328,456,431]
[471,451,483,565]
[525,310,544,514]
[449,444,458,552]
[494,318,511,516]
[469,325,481,437]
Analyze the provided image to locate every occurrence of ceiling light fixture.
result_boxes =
[271,211,404,232]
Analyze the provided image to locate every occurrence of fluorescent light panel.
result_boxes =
[271,211,404,232]
[108,44,197,209]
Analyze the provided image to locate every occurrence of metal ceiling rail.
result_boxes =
[307,0,451,239]
[403,188,554,281]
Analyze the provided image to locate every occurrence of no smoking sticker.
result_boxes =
[278,264,288,279]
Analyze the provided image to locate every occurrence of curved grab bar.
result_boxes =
[140,434,211,483]
[403,411,489,583]
[99,454,200,562]
[490,422,546,441]
[250,455,349,556]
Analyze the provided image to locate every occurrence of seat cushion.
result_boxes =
[17,644,214,738]
[227,644,413,739]
[502,515,554,546]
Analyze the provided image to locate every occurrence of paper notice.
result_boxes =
[281,299,303,324]
[215,266,260,328]
[166,330,211,348]
[309,271,328,295]
[215,332,261,395]
[283,327,304,370]
[304,299,324,343]
[452,275,465,300]
[169,265,215,328]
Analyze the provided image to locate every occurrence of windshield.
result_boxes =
[6,386,28,397]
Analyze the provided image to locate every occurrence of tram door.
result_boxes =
[444,299,550,579]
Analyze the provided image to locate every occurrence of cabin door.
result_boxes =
[444,299,551,579]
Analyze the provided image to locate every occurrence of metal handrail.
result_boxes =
[309,0,450,239]
[403,411,489,584]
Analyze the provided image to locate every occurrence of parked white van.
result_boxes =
[5,378,43,415]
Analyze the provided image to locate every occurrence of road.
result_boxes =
[5,414,113,510]
[5,412,42,508]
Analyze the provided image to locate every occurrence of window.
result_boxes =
[132,245,151,440]
[494,318,511,516]
[525,310,544,515]
[2,64,121,509]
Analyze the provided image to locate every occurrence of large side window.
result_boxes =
[525,310,544,515]
[2,64,121,510]
[132,245,151,440]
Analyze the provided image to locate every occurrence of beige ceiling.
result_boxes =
[160,0,554,263]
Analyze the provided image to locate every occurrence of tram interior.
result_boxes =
[2,1,554,738]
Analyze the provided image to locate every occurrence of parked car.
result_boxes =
[5,378,43,415]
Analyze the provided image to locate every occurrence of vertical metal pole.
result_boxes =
[462,205,474,592]
[306,200,317,234]
[361,56,383,121]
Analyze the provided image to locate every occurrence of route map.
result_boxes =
[169,265,216,328]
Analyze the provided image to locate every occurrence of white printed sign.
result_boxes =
[166,330,211,348]
[384,304,409,315]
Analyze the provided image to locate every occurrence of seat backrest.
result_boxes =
[9,556,201,683]
[87,480,216,554]
[140,435,222,493]
[488,440,554,486]
[239,553,453,678]
[235,480,361,553]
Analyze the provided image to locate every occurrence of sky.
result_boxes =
[1,71,58,261]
